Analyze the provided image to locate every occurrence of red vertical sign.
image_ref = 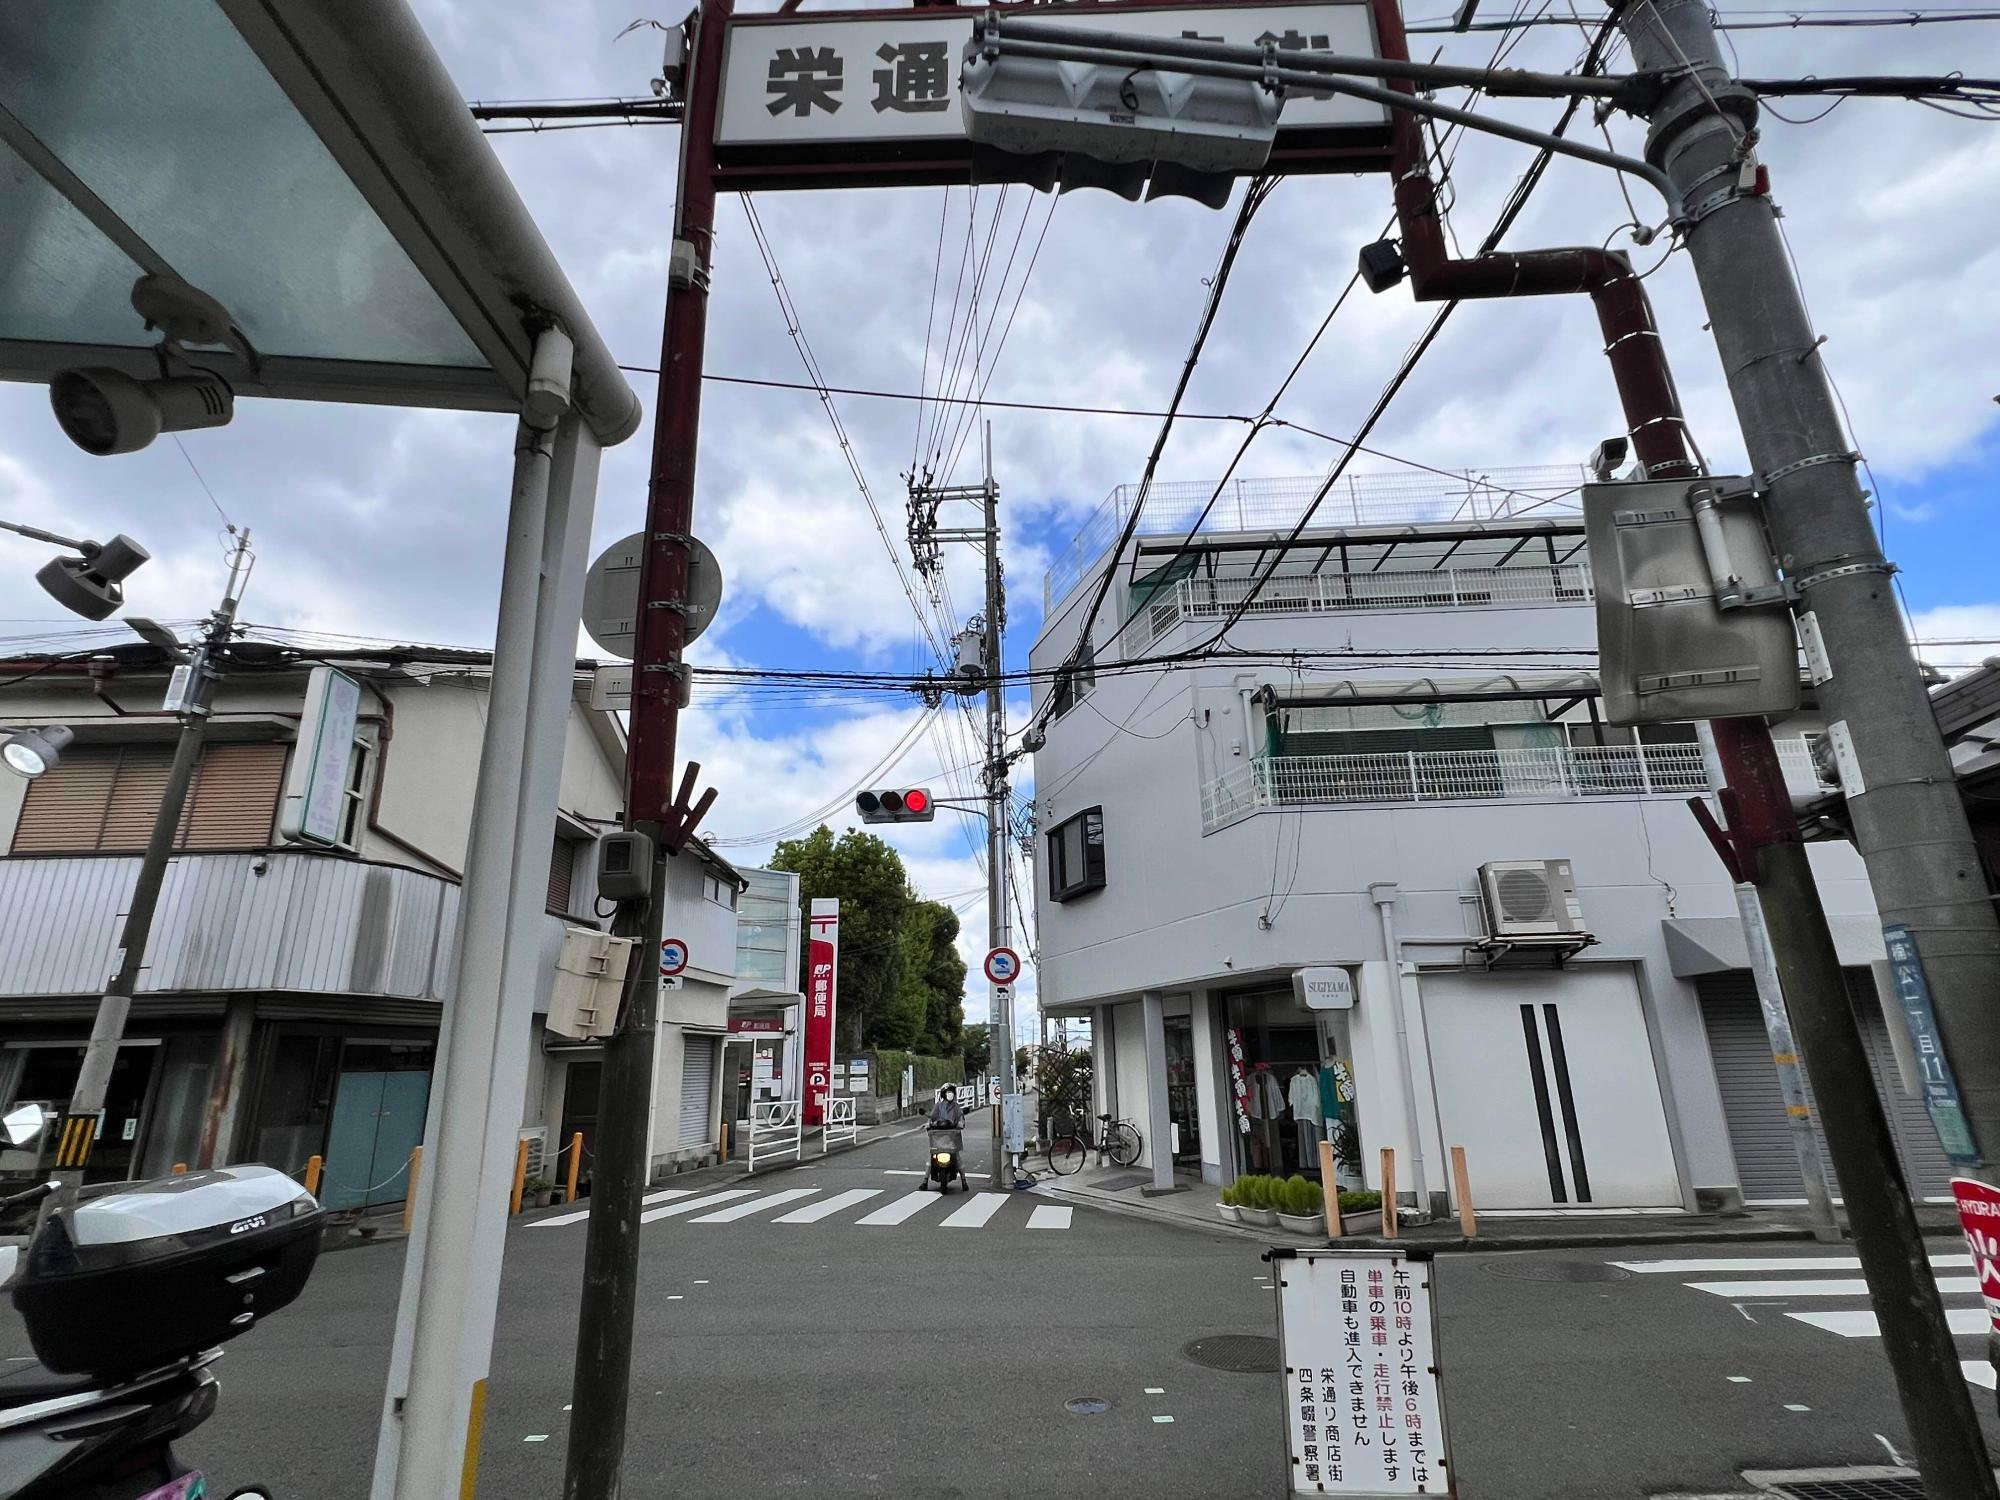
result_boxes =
[1952,1177,2000,1336]
[804,898,839,1128]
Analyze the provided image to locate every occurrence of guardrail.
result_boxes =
[748,1099,801,1169]
[822,1095,858,1152]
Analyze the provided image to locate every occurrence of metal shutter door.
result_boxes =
[183,742,288,848]
[10,747,120,851]
[98,746,175,849]
[1697,975,1809,1203]
[678,1035,716,1149]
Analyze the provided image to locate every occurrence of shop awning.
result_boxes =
[0,0,639,442]
[1663,915,1887,976]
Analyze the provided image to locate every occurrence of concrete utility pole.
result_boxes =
[1618,2,1999,1489]
[53,528,252,1184]
[1620,0,2000,1155]
[564,0,729,1495]
[979,424,1017,1192]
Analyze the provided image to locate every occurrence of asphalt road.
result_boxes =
[15,1129,2000,1498]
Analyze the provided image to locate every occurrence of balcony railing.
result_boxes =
[1046,465,1590,610]
[1199,739,1827,833]
[1124,562,1593,651]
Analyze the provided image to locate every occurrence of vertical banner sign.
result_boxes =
[1884,922,1979,1162]
[804,899,840,1128]
[1226,1027,1252,1136]
[1951,1178,2000,1340]
[1273,1248,1453,1496]
[279,666,362,846]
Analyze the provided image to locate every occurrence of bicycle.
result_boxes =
[1045,1112,1143,1175]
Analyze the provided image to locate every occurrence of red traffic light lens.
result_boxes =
[903,788,929,815]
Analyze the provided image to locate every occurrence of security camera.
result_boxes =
[36,533,150,620]
[1588,435,1630,483]
[1357,238,1408,294]
[50,368,233,457]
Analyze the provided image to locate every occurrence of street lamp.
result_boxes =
[1,726,73,780]
[0,519,150,622]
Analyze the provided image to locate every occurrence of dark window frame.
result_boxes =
[1046,805,1106,902]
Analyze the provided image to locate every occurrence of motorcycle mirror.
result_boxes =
[2,1102,46,1146]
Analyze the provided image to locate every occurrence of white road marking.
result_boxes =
[941,1192,1008,1229]
[1685,1277,1978,1299]
[693,1188,820,1223]
[775,1188,882,1223]
[1615,1255,1972,1275]
[640,1189,754,1223]
[1153,1415,1175,1424]
[529,1209,592,1228]
[1787,1307,1991,1338]
[1727,1376,1752,1384]
[645,1188,697,1206]
[1965,1362,1997,1391]
[884,1169,926,1176]
[1026,1205,1073,1230]
[1784,1404,1811,1412]
[856,1191,939,1227]
[1145,1387,1166,1395]
[525,1435,549,1442]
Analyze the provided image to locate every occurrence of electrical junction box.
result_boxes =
[547,929,633,1041]
[597,829,653,901]
[1583,478,1801,725]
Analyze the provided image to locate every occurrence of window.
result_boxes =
[11,741,289,854]
[1051,639,1096,719]
[705,873,738,909]
[548,836,577,915]
[1046,806,1106,902]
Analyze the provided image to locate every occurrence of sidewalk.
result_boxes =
[1033,1161,1961,1251]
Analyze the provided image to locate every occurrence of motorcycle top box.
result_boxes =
[12,1165,323,1377]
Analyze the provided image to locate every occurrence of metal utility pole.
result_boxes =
[980,424,1016,1191]
[53,528,251,1184]
[564,0,728,1495]
[1620,0,2000,1158]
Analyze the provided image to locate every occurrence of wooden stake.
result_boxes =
[510,1136,530,1216]
[1319,1139,1343,1239]
[1451,1144,1477,1238]
[1381,1147,1399,1239]
[405,1145,424,1234]
[565,1130,583,1206]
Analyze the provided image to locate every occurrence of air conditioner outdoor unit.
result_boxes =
[1477,859,1586,939]
[518,1126,549,1182]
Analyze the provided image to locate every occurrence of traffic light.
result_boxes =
[856,788,935,824]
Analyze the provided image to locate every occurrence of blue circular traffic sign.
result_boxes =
[984,947,1021,985]
[659,938,690,977]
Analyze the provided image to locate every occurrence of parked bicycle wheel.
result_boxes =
[1047,1134,1087,1175]
[1107,1122,1143,1168]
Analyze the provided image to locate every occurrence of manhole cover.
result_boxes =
[1480,1260,1634,1283]
[1770,1477,1927,1500]
[1184,1334,1281,1373]
[1093,1173,1149,1192]
[1065,1397,1112,1416]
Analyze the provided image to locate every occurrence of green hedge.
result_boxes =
[855,1049,964,1098]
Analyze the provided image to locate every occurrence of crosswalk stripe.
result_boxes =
[1026,1205,1073,1230]
[532,1187,700,1229]
[641,1189,755,1223]
[645,1189,698,1206]
[774,1188,882,1223]
[1685,1277,1979,1299]
[1615,1255,1972,1275]
[940,1193,1008,1229]
[855,1190,938,1227]
[1788,1307,1991,1338]
[693,1188,820,1223]
[1966,1362,1997,1391]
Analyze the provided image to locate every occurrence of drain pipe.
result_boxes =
[1369,882,1430,1220]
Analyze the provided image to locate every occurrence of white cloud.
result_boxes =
[1909,604,2000,676]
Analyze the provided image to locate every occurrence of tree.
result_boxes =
[769,826,912,1052]
[897,899,966,1057]
[961,1023,991,1076]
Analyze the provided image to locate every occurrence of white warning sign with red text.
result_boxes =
[1951,1177,2000,1335]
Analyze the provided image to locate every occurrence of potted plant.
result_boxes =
[1334,1189,1384,1235]
[1217,1182,1241,1225]
[522,1177,556,1210]
[1239,1175,1279,1230]
[1278,1175,1324,1236]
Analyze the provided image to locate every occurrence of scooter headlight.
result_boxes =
[933,1152,952,1165]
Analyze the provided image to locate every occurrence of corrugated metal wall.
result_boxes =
[0,852,466,1001]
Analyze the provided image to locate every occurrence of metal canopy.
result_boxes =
[0,0,639,443]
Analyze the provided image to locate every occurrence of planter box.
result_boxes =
[1217,1203,1241,1225]
[1332,1209,1383,1236]
[1277,1211,1323,1236]
[1240,1207,1278,1229]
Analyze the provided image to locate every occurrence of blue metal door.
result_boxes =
[322,1070,432,1211]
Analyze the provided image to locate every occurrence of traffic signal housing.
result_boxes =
[856,788,934,824]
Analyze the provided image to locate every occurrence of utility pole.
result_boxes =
[980,423,1016,1191]
[53,528,251,1185]
[1619,1,2000,1155]
[1617,3,1999,1488]
[564,0,728,1495]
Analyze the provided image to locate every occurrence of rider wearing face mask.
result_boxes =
[930,1083,964,1128]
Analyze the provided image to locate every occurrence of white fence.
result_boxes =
[1200,739,1828,832]
[747,1099,801,1169]
[822,1095,858,1152]
[1125,563,1592,651]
